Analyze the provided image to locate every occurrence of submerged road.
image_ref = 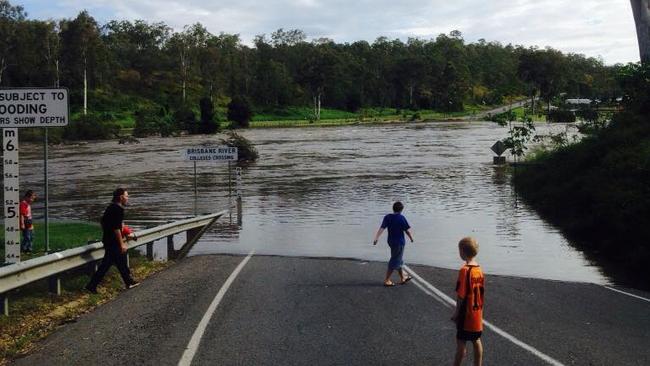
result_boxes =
[13,254,650,365]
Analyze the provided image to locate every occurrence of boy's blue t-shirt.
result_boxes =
[381,213,410,246]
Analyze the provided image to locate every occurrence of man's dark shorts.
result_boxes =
[456,330,482,342]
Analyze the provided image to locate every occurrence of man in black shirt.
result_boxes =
[85,188,139,293]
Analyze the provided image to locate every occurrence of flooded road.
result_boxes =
[18,121,608,284]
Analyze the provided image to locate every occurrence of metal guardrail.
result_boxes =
[0,211,227,315]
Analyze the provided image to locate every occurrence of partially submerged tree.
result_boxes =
[220,130,258,163]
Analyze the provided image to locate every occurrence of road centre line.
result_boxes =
[404,265,565,366]
[178,250,255,366]
[603,286,650,303]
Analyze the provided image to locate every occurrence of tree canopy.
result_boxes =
[0,1,622,128]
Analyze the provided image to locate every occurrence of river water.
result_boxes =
[18,121,608,284]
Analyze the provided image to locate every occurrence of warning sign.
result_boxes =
[182,146,238,162]
[0,88,69,127]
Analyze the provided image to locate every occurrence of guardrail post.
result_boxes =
[87,261,98,276]
[146,242,154,261]
[48,276,61,296]
[187,227,201,246]
[1,293,8,316]
[167,235,176,260]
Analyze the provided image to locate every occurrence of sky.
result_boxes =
[19,0,641,65]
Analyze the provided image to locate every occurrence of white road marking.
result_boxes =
[178,250,255,366]
[603,286,650,303]
[404,265,565,366]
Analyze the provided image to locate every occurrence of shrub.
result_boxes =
[227,96,253,128]
[174,106,198,134]
[134,106,178,137]
[546,109,576,123]
[63,113,120,140]
[575,108,599,123]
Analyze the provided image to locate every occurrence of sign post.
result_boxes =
[181,146,238,216]
[235,167,242,226]
[1,88,69,263]
[44,127,49,253]
[3,129,20,263]
[491,140,507,165]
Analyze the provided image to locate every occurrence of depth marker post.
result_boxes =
[1,88,69,263]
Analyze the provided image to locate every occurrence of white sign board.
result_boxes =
[0,88,69,127]
[182,146,238,162]
[3,129,20,263]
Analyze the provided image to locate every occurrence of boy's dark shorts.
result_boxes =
[456,330,482,341]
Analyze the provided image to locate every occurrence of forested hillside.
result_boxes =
[0,1,622,137]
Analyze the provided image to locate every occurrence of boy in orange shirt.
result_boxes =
[451,237,485,366]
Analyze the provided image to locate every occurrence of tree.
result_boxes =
[251,35,294,108]
[59,11,104,114]
[518,48,567,114]
[9,20,57,86]
[0,0,26,85]
[45,21,62,87]
[298,44,339,120]
[199,97,218,133]
[167,23,211,103]
[227,96,252,128]
[271,28,306,47]
[102,20,171,93]
[631,0,650,63]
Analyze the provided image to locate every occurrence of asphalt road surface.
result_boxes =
[13,254,650,365]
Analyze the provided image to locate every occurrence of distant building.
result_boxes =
[565,98,593,105]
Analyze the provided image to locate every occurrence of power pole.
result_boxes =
[631,0,650,63]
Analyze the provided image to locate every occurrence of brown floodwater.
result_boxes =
[16,121,608,284]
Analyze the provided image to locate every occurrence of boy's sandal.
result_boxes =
[400,276,413,285]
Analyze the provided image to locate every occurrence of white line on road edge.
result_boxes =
[178,250,255,366]
[603,286,650,303]
[404,265,565,366]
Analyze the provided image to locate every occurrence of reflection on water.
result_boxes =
[18,122,608,284]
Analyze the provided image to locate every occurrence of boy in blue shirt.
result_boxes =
[373,201,414,286]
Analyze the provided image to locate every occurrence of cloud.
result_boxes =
[22,0,640,64]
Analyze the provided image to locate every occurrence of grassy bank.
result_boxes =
[0,221,170,364]
[512,112,650,288]
[247,104,495,128]
[0,253,169,364]
[0,222,101,264]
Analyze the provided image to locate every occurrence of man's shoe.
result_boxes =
[84,285,98,294]
[126,281,140,290]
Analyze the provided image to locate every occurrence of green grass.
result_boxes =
[246,104,500,128]
[252,106,359,121]
[79,102,504,132]
[510,106,546,122]
[0,221,101,263]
